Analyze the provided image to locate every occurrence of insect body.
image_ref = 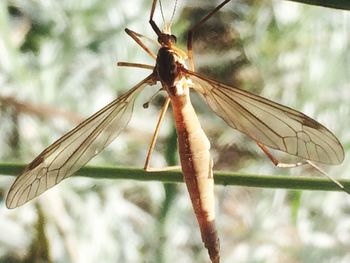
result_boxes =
[6,1,344,262]
[156,37,220,261]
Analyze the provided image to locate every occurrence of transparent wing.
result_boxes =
[6,75,154,208]
[186,70,344,165]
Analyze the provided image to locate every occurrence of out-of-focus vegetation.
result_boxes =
[0,0,349,263]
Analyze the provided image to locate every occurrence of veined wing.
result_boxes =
[6,74,154,209]
[185,69,344,165]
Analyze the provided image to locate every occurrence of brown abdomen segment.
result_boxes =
[171,91,220,263]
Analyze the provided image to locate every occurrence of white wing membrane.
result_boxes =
[6,75,153,208]
[186,70,344,165]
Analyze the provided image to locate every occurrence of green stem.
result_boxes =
[285,0,350,10]
[1,163,349,192]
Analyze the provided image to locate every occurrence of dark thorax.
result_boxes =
[155,33,187,96]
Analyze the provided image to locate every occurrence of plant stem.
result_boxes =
[1,163,349,192]
[286,0,350,10]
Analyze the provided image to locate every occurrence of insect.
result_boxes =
[6,0,345,262]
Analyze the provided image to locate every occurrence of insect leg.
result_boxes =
[149,0,162,37]
[306,160,350,194]
[256,142,350,194]
[186,0,232,71]
[117,62,154,70]
[144,97,181,172]
[256,141,308,168]
[125,28,158,60]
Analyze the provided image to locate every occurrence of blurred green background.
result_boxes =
[0,0,349,262]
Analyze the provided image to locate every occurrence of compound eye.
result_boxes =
[170,34,177,43]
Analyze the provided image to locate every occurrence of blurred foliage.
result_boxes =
[24,205,53,263]
[155,128,178,263]
[0,0,349,263]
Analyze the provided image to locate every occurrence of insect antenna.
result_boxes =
[169,0,178,28]
[159,0,178,32]
[159,0,166,26]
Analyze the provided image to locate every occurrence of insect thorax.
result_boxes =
[156,47,186,96]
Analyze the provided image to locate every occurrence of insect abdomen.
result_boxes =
[171,90,220,263]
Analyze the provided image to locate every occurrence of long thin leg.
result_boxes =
[149,0,162,37]
[125,28,158,60]
[117,62,154,70]
[256,142,307,168]
[256,142,350,194]
[306,160,350,194]
[187,0,232,71]
[126,28,159,47]
[144,97,181,172]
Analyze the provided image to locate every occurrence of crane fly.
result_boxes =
[6,0,345,262]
